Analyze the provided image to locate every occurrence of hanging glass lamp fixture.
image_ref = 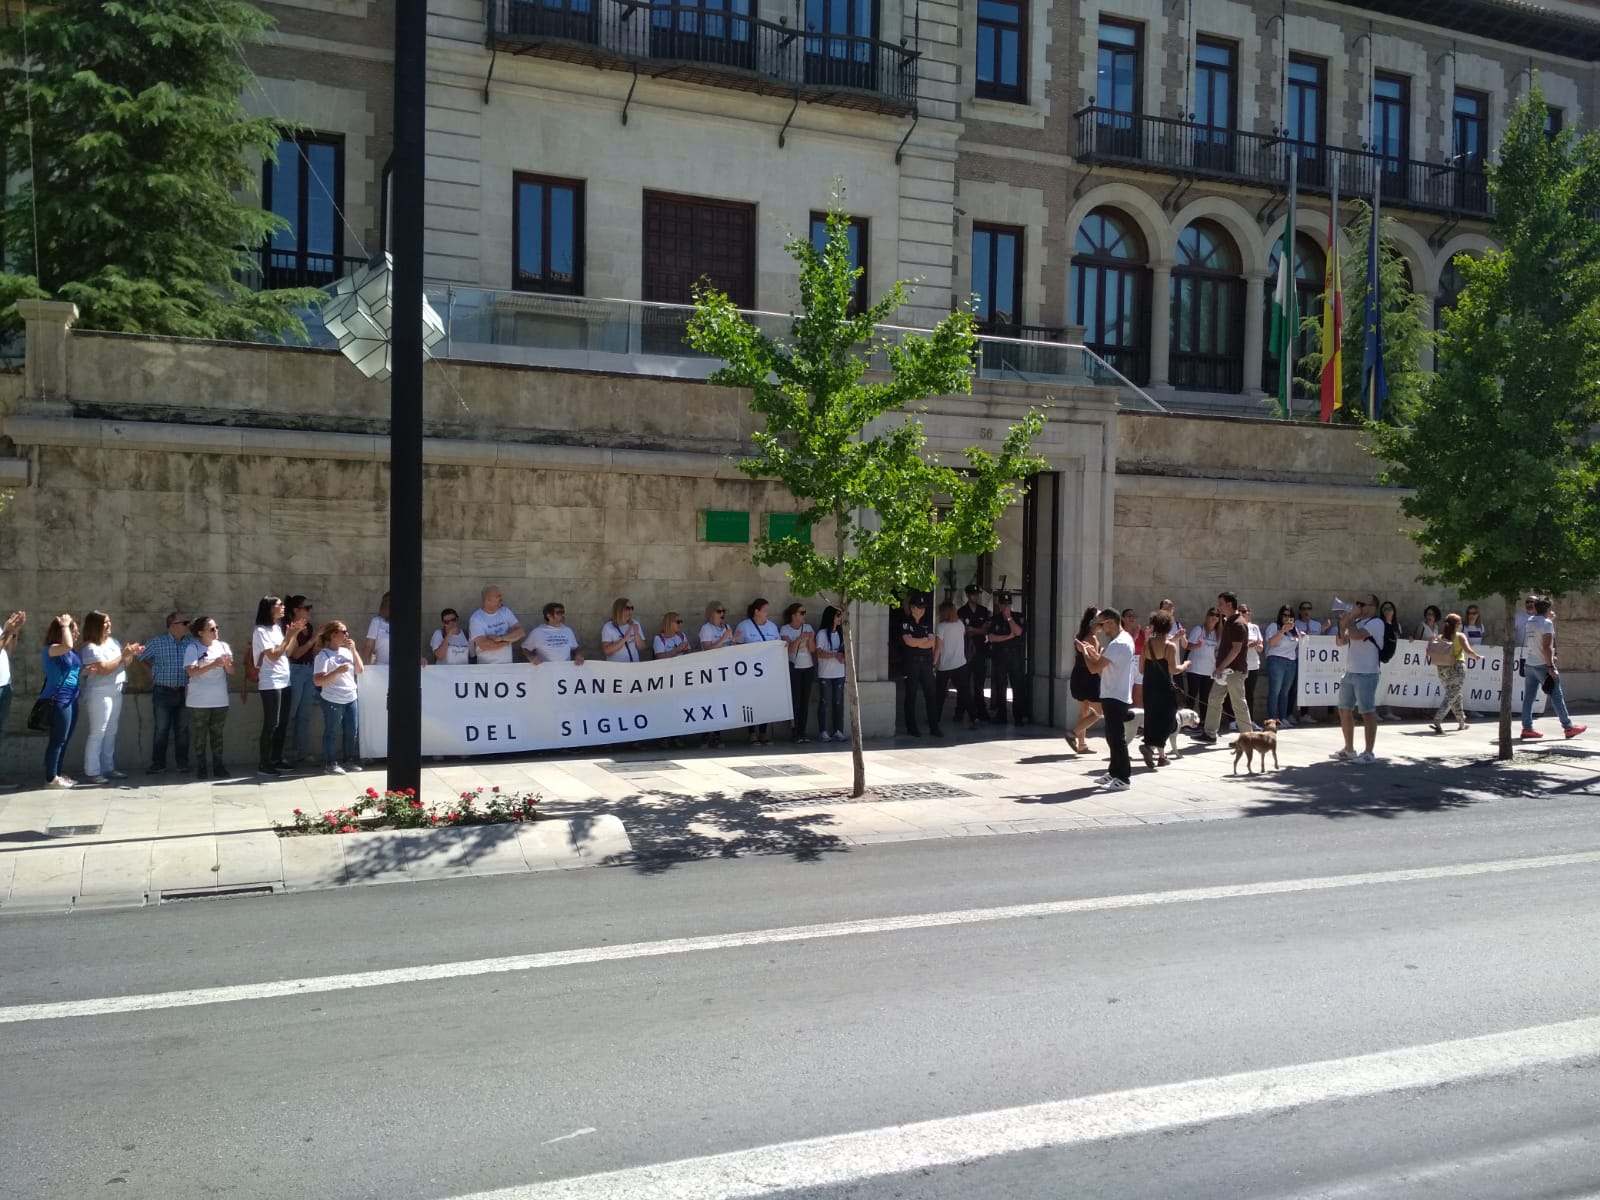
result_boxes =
[321,253,445,381]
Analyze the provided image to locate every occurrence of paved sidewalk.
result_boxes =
[1,716,1594,912]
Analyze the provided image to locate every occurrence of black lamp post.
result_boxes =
[387,0,426,797]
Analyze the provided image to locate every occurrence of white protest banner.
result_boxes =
[358,640,791,758]
[1295,636,1544,713]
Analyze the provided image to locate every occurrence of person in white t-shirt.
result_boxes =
[1514,594,1539,649]
[1240,604,1265,730]
[183,616,235,780]
[523,602,584,664]
[363,592,392,666]
[600,598,646,663]
[0,609,23,787]
[430,609,472,665]
[652,613,691,660]
[696,601,734,747]
[468,586,526,665]
[814,606,847,743]
[933,601,968,731]
[313,621,366,773]
[1332,594,1386,763]
[78,610,143,783]
[736,598,781,745]
[1077,608,1135,791]
[1521,597,1584,740]
[779,602,817,742]
[252,596,307,776]
[1293,602,1326,723]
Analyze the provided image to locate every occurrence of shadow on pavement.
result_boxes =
[1235,755,1557,820]
[559,786,850,874]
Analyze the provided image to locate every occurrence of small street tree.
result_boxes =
[0,0,320,340]
[1372,86,1600,759]
[688,208,1045,795]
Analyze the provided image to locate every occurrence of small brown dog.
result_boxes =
[1231,719,1281,774]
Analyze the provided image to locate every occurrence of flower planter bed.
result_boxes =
[276,786,545,836]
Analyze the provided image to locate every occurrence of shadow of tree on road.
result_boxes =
[543,785,850,875]
[1235,755,1558,820]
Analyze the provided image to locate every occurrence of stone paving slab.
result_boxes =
[1,716,1594,910]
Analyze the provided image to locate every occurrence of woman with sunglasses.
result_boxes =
[183,617,235,780]
[601,598,646,663]
[431,609,472,664]
[780,602,817,743]
[735,599,781,745]
[251,596,306,776]
[313,621,364,775]
[78,610,143,784]
[1264,604,1304,724]
[1461,605,1485,644]
[1185,609,1221,728]
[815,606,846,743]
[653,613,691,660]
[697,601,734,747]
[1068,606,1102,755]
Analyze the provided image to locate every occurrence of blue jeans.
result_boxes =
[287,661,317,756]
[0,682,11,766]
[1521,665,1573,731]
[817,676,845,737]
[44,698,78,781]
[150,684,190,769]
[1266,656,1297,721]
[320,697,359,764]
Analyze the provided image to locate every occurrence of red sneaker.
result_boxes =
[1520,729,1544,739]
[1565,724,1587,739]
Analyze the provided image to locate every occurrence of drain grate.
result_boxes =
[958,772,1003,781]
[734,764,822,779]
[46,825,103,837]
[160,885,277,904]
[600,760,684,774]
[764,780,974,808]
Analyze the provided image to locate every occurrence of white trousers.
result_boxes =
[82,688,122,777]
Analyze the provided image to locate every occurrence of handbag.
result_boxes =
[1426,638,1454,668]
[26,697,53,732]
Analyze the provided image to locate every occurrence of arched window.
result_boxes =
[1170,220,1244,392]
[1435,256,1468,329]
[1070,207,1150,384]
[1262,232,1324,400]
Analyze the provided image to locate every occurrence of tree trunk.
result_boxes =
[1498,594,1515,761]
[842,591,866,797]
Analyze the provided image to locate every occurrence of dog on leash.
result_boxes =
[1125,707,1202,765]
[1231,719,1281,774]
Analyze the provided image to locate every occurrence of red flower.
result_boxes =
[404,787,415,796]
[365,787,379,799]
[292,808,302,815]
[492,786,500,793]
[410,799,422,808]
[339,825,357,833]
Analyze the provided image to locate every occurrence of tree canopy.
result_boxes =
[0,0,319,340]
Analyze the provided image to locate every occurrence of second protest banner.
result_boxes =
[1295,636,1544,713]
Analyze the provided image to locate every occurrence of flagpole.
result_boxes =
[1369,165,1383,421]
[1282,151,1298,420]
[1320,156,1341,423]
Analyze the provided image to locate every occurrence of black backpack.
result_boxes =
[1378,618,1399,664]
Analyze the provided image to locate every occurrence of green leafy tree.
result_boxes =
[1304,201,1432,426]
[0,0,321,340]
[1372,85,1600,759]
[688,208,1045,795]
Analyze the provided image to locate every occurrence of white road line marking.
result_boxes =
[448,1016,1600,1199]
[539,1129,596,1146]
[3,848,1598,1025]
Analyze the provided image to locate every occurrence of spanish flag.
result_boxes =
[1319,185,1344,423]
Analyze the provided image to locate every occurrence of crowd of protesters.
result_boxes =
[0,582,1585,792]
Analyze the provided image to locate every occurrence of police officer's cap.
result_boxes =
[907,591,932,607]
[964,583,983,596]
[995,590,1014,604]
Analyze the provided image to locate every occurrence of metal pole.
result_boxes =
[388,0,426,797]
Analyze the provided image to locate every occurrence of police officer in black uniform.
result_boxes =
[956,583,991,730]
[897,592,942,737]
[987,591,1028,725]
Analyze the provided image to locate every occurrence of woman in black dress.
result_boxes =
[1140,609,1188,767]
[1068,606,1102,754]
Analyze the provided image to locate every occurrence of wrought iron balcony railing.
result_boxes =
[241,247,368,292]
[488,0,918,116]
[1074,106,1492,219]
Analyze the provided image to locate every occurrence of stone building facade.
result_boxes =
[0,305,1592,777]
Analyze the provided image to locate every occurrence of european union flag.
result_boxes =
[1360,191,1389,422]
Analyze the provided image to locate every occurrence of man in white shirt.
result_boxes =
[1077,607,1136,792]
[468,586,525,665]
[1332,594,1386,763]
[1521,597,1585,740]
[523,602,585,665]
[1513,593,1539,649]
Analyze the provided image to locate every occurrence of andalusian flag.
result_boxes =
[1319,166,1344,423]
[1269,154,1299,419]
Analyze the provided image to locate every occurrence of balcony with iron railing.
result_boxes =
[487,0,919,116]
[241,246,368,292]
[1073,107,1492,219]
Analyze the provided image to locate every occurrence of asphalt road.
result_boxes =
[3,793,1599,1199]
